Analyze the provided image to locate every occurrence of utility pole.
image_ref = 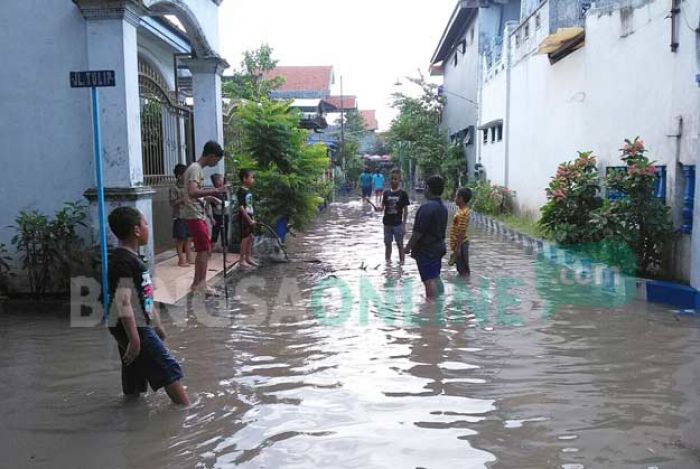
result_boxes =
[340,76,345,173]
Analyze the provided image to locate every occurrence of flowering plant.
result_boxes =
[539,151,603,244]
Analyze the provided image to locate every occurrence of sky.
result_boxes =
[218,0,456,131]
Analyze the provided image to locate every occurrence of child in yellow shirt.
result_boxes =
[448,187,472,276]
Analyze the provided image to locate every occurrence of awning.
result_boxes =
[477,119,503,130]
[537,27,585,55]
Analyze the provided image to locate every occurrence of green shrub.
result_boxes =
[468,181,513,216]
[602,138,673,275]
[10,201,88,295]
[539,151,603,244]
[229,98,330,231]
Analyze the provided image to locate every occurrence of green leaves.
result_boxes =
[230,99,330,231]
[538,139,673,276]
[469,181,514,216]
[388,73,445,177]
[9,201,89,295]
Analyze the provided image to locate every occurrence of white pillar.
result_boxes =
[76,0,155,262]
[183,56,228,178]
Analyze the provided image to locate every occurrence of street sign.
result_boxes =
[71,69,115,320]
[70,70,116,88]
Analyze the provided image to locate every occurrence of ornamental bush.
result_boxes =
[601,138,673,275]
[469,181,513,216]
[539,151,603,244]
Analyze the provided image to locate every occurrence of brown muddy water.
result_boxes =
[2,199,700,469]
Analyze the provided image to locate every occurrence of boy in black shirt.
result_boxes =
[380,168,410,264]
[107,207,189,405]
[405,175,448,300]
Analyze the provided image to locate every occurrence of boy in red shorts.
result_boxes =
[182,141,227,293]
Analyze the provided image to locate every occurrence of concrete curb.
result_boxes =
[470,211,700,312]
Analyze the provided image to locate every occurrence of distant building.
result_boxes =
[1,0,228,271]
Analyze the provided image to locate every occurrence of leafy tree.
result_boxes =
[223,44,284,102]
[388,73,445,177]
[232,98,329,230]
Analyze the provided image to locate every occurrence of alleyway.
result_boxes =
[2,199,700,468]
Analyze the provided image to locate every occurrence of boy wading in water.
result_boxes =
[448,187,472,276]
[379,168,410,264]
[405,175,448,300]
[373,168,385,206]
[360,167,373,202]
[182,141,228,293]
[169,164,193,267]
[237,169,257,268]
[107,207,189,406]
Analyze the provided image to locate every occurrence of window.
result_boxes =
[459,39,467,53]
[453,53,458,67]
[515,31,521,48]
[490,127,496,143]
[496,124,503,142]
[483,129,489,144]
[470,27,475,44]
[524,22,530,40]
[535,13,541,30]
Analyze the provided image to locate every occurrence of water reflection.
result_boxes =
[1,199,700,468]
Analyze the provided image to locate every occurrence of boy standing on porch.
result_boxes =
[183,141,227,294]
[237,169,257,268]
[169,164,193,267]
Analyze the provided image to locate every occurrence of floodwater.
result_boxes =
[2,199,700,469]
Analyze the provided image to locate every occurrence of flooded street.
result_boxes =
[3,199,700,468]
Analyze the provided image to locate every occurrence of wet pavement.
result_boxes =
[2,199,700,468]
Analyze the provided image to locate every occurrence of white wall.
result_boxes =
[0,1,93,251]
[482,0,699,219]
[479,64,507,186]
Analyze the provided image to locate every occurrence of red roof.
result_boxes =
[360,110,378,131]
[325,95,357,111]
[264,66,334,93]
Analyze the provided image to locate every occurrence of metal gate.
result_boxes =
[138,59,194,186]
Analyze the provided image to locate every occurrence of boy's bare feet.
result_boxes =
[247,258,259,266]
[178,262,189,268]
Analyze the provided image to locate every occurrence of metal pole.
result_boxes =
[92,87,110,322]
[340,76,345,173]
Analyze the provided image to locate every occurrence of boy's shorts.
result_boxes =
[185,219,211,252]
[384,224,404,245]
[456,241,470,275]
[374,189,383,195]
[110,326,184,394]
[172,218,189,241]
[417,258,442,283]
[361,186,372,198]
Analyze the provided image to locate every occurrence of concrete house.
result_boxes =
[430,0,522,181]
[1,0,228,269]
[432,0,700,288]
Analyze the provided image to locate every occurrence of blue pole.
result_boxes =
[91,87,110,322]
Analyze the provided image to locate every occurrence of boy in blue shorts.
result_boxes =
[405,175,448,300]
[380,168,410,264]
[107,206,189,405]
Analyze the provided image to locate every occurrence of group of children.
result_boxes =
[105,148,472,406]
[372,168,472,300]
[169,143,259,284]
[359,167,386,206]
[105,141,260,406]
